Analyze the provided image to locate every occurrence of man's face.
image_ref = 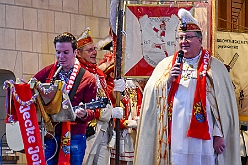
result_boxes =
[177,31,202,58]
[77,43,97,64]
[55,42,75,69]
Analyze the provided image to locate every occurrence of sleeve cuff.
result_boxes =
[213,122,223,137]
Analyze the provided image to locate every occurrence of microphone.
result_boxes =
[175,50,184,79]
[177,50,184,64]
[50,66,62,85]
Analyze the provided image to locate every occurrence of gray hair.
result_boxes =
[195,31,202,39]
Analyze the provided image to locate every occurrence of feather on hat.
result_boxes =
[178,8,201,32]
[96,35,113,51]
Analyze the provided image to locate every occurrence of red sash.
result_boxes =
[57,121,71,165]
[13,83,46,165]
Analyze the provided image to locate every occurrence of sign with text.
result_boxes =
[216,31,248,121]
[13,84,46,165]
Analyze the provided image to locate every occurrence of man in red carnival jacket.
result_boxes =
[76,27,125,165]
[34,32,97,165]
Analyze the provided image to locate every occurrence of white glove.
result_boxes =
[125,120,138,128]
[112,107,123,119]
[114,79,125,92]
[134,116,140,122]
[100,104,112,122]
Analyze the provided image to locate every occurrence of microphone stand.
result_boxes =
[40,118,46,150]
[50,66,62,85]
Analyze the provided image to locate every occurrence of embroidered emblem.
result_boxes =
[182,64,195,81]
[193,102,204,122]
[61,131,71,154]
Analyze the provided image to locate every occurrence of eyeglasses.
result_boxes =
[176,35,198,41]
[82,47,97,53]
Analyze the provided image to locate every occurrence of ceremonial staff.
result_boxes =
[114,0,124,164]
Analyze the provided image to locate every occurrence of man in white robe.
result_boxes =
[134,8,241,165]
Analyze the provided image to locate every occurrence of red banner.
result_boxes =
[13,83,46,165]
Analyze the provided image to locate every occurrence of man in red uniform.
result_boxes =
[34,32,97,165]
[76,27,124,165]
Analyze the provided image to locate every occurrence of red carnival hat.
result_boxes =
[178,8,201,32]
[77,27,93,49]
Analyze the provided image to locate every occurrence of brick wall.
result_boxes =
[0,0,110,81]
[0,0,110,163]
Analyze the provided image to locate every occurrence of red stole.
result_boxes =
[167,49,211,144]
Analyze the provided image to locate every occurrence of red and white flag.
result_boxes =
[124,4,210,77]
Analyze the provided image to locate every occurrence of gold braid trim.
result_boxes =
[206,70,223,133]
[155,62,172,165]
